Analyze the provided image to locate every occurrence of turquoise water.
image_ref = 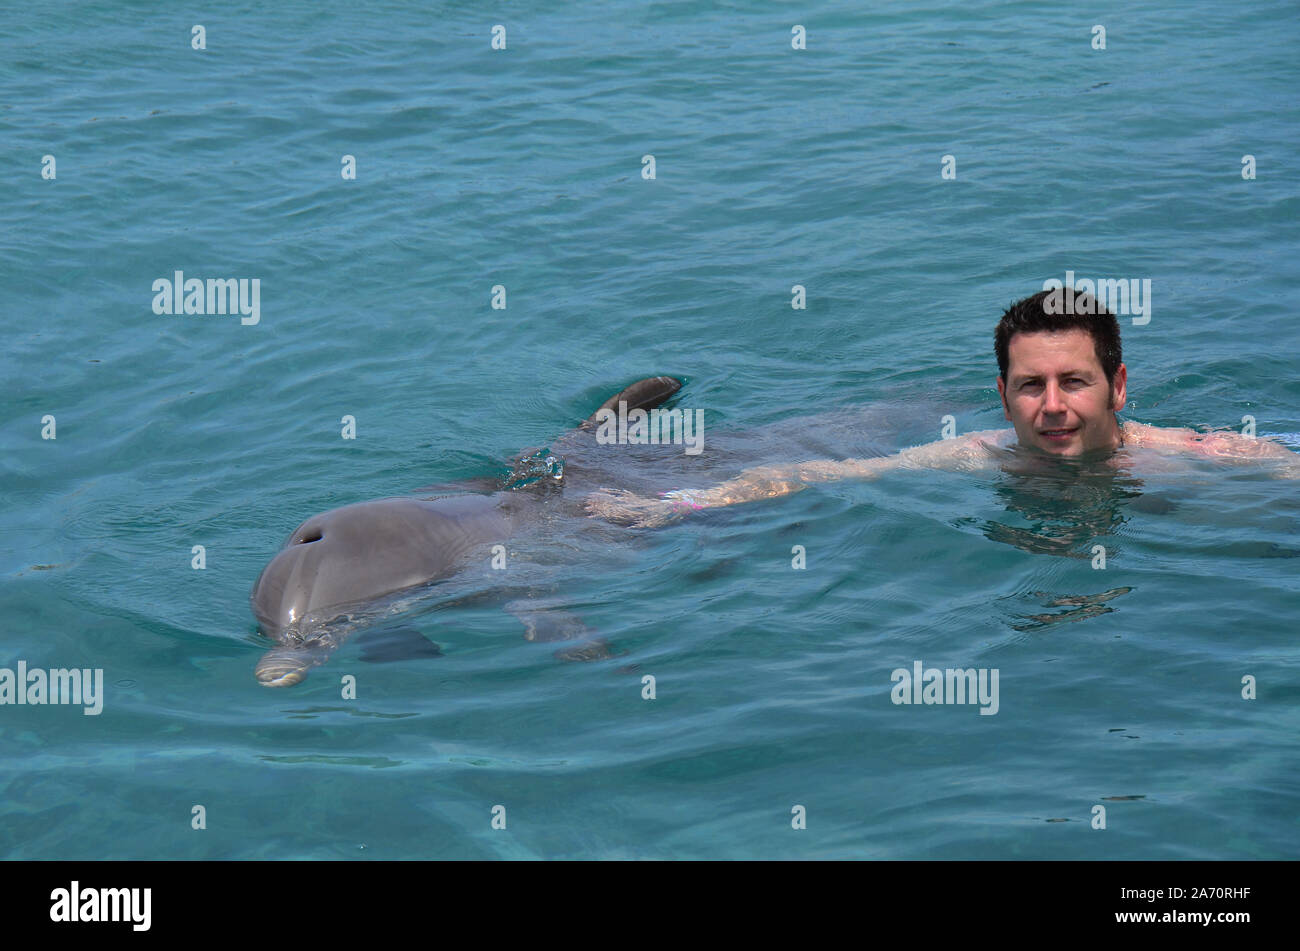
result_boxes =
[3,0,1299,859]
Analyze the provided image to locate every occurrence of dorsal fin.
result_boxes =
[582,376,682,427]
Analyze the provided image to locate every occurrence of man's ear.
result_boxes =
[996,376,1011,420]
[1110,363,1128,412]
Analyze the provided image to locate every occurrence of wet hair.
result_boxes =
[995,288,1122,386]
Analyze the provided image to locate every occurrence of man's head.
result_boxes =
[994,289,1127,456]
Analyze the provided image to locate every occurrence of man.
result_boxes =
[586,289,1298,527]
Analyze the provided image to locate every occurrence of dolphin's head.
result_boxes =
[249,517,328,640]
[250,523,338,687]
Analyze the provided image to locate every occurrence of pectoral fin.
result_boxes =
[504,596,615,662]
[355,625,444,663]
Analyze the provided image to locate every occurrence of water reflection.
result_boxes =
[980,446,1165,631]
[1009,586,1133,632]
[981,445,1173,558]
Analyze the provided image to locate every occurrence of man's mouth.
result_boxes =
[1039,427,1078,442]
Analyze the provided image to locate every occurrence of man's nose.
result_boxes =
[1043,381,1066,413]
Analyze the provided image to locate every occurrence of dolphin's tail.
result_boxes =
[581,376,682,427]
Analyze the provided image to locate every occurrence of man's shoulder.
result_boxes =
[1120,420,1194,449]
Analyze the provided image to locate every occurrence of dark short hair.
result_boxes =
[995,288,1122,385]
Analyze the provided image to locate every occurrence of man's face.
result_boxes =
[996,329,1127,456]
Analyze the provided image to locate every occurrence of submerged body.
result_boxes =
[585,418,1300,527]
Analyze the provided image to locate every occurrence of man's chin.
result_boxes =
[1022,433,1121,459]
[1024,430,1084,455]
[1037,439,1081,455]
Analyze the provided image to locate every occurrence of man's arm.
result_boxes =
[585,429,1010,527]
[1122,421,1300,472]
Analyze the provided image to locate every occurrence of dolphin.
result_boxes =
[249,376,683,686]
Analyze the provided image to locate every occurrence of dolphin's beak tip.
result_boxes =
[255,667,305,688]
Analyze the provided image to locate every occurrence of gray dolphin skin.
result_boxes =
[250,376,682,687]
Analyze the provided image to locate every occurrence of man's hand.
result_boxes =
[585,488,686,528]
